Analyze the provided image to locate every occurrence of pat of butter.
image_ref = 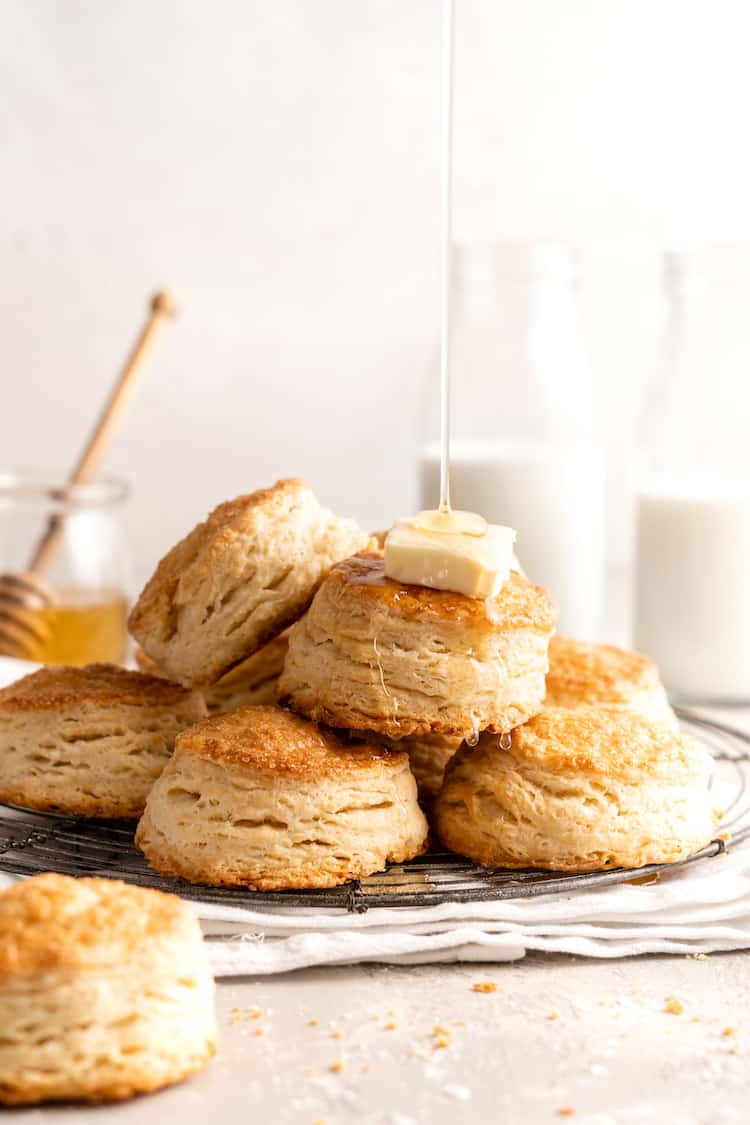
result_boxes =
[384,511,517,598]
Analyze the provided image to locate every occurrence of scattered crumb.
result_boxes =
[723,1027,738,1037]
[548,1010,560,1021]
[254,1027,265,1037]
[385,1021,398,1031]
[453,1019,466,1027]
[664,996,684,1016]
[308,1018,318,1027]
[557,1109,575,1118]
[388,1008,397,1016]
[433,1024,455,1049]
[692,1016,702,1023]
[693,953,710,960]
[472,981,498,994]
[729,1044,741,1056]
[247,1006,263,1019]
[331,1030,343,1040]
[330,1060,345,1074]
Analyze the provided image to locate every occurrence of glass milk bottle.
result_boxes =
[635,249,750,702]
[420,241,606,638]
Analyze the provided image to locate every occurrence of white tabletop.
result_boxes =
[12,707,750,1124]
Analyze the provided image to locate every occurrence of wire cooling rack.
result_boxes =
[1,709,748,912]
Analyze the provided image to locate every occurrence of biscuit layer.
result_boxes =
[0,875,216,1105]
[279,555,556,739]
[129,479,371,686]
[434,706,720,872]
[136,705,429,889]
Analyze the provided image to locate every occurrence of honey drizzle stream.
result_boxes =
[438,0,455,518]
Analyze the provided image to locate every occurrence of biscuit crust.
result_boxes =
[546,636,676,726]
[434,706,720,872]
[136,705,429,890]
[0,875,216,1105]
[278,554,556,739]
[128,479,371,686]
[0,664,206,818]
[0,662,195,712]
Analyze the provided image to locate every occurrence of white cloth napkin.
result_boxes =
[192,841,750,974]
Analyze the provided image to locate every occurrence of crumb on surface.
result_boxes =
[472,981,498,994]
[548,1010,560,1021]
[433,1024,455,1049]
[247,1006,263,1019]
[723,1027,738,1037]
[308,1018,318,1027]
[557,1109,575,1118]
[331,1029,343,1040]
[664,996,684,1015]
[385,1020,398,1031]
[254,1027,265,1037]
[330,1060,345,1074]
[693,953,710,960]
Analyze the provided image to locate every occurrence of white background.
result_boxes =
[2,0,750,606]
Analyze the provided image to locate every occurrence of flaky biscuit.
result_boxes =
[136,632,289,715]
[128,479,372,686]
[434,706,720,872]
[546,635,677,727]
[278,554,556,739]
[0,664,206,818]
[136,705,428,889]
[0,874,216,1105]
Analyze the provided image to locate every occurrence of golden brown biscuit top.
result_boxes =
[326,554,556,631]
[0,663,197,713]
[177,704,405,777]
[0,874,193,980]
[490,706,707,782]
[546,636,660,704]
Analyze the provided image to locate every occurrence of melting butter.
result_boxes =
[384,509,516,598]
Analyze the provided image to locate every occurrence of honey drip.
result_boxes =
[499,732,512,750]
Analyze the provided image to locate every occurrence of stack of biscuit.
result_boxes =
[0,476,721,892]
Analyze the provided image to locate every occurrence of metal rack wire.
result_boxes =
[1,709,748,912]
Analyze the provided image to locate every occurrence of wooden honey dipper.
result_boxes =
[0,291,178,661]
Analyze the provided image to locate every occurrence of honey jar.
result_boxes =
[0,472,131,665]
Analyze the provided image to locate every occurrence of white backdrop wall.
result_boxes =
[2,0,750,615]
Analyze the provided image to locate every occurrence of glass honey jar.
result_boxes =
[0,471,131,665]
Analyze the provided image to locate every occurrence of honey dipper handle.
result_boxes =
[27,291,178,577]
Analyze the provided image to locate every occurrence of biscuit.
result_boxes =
[401,735,461,803]
[278,554,556,740]
[136,632,289,715]
[136,705,429,889]
[433,706,720,872]
[0,874,216,1105]
[0,664,206,818]
[546,635,677,727]
[128,479,372,686]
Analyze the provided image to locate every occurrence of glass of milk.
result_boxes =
[634,249,750,702]
[420,241,606,638]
